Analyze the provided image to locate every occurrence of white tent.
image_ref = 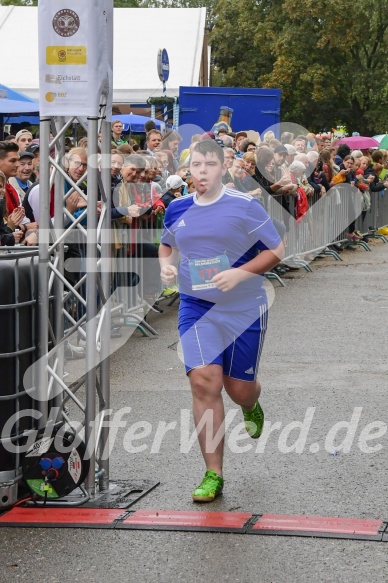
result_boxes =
[0,6,207,104]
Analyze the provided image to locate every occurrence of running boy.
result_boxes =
[159,140,284,502]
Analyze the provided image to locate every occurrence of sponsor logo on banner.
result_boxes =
[46,46,87,66]
[52,9,80,37]
[39,0,113,117]
[45,74,85,85]
[45,92,68,103]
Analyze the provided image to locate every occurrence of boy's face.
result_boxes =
[190,150,225,196]
[353,159,361,171]
[360,159,368,170]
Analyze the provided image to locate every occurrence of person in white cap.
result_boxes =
[284,144,297,167]
[15,129,33,152]
[161,175,187,208]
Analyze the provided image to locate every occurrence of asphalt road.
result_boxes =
[1,239,387,582]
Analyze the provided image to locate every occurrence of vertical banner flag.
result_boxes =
[38,0,113,119]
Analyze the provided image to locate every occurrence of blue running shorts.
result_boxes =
[178,299,268,382]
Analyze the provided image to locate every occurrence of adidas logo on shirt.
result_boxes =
[245,367,254,375]
[177,219,186,227]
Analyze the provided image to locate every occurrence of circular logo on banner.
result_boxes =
[52,9,80,37]
[157,48,170,82]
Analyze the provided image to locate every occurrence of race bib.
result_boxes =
[189,254,230,290]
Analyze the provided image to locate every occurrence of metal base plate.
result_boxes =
[82,480,160,509]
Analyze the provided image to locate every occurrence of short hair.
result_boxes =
[269,138,281,149]
[68,147,87,160]
[117,144,134,155]
[239,138,250,152]
[0,140,19,160]
[337,144,351,158]
[242,152,256,163]
[343,155,354,162]
[191,140,224,164]
[221,135,233,148]
[224,147,235,157]
[177,164,189,172]
[144,120,156,133]
[371,150,383,163]
[0,170,6,182]
[263,130,275,143]
[281,131,294,144]
[123,154,147,169]
[351,149,363,159]
[242,141,257,153]
[307,150,319,163]
[111,149,125,160]
[111,120,123,127]
[191,134,202,143]
[146,129,162,142]
[162,130,181,145]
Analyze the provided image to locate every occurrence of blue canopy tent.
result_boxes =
[0,83,39,139]
[4,115,40,125]
[112,114,163,133]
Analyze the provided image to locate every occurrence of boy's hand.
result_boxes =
[161,265,178,285]
[212,268,253,292]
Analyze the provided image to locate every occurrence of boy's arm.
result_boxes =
[159,243,179,284]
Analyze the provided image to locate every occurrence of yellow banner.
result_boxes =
[46,46,87,66]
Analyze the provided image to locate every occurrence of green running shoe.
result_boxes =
[192,470,224,502]
[242,401,264,439]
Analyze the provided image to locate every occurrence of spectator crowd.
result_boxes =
[0,119,387,354]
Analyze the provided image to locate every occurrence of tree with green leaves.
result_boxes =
[210,0,388,134]
[1,1,37,5]
[0,0,140,6]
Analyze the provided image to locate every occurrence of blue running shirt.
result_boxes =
[160,186,282,309]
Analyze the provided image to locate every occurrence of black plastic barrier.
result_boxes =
[0,250,38,508]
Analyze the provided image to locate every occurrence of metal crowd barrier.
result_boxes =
[111,213,164,338]
[266,185,388,270]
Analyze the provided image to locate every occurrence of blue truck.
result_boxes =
[178,86,281,147]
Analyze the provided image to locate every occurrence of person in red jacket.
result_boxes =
[0,141,37,245]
